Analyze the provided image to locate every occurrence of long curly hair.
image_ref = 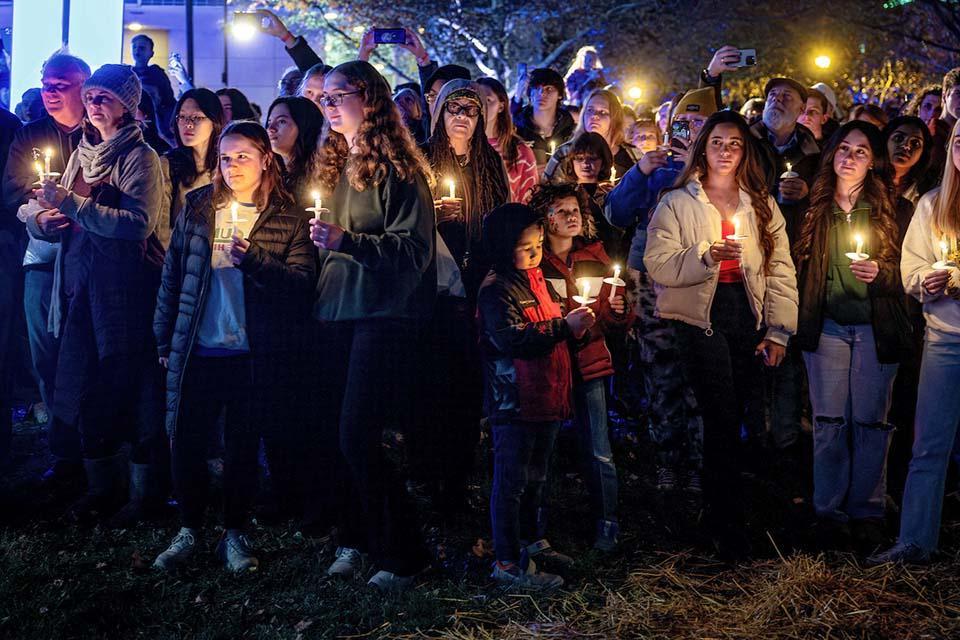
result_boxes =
[212,120,294,213]
[476,77,522,169]
[668,110,777,274]
[314,60,433,193]
[794,120,900,267]
[425,82,510,242]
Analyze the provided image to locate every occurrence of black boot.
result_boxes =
[65,454,127,522]
[106,463,170,528]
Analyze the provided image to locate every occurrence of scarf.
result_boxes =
[76,123,144,184]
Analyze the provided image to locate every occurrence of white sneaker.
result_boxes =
[327,547,363,578]
[154,527,198,571]
[216,531,259,573]
[367,570,414,592]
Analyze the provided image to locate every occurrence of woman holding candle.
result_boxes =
[158,89,224,248]
[543,89,640,186]
[152,120,316,572]
[424,78,510,296]
[869,119,960,566]
[476,77,539,204]
[310,60,436,591]
[644,110,798,557]
[532,182,632,552]
[25,64,167,523]
[793,120,912,549]
[265,96,323,203]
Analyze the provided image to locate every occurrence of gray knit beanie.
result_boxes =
[83,64,142,116]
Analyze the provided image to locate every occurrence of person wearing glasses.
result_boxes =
[25,64,166,525]
[514,68,576,171]
[413,79,510,522]
[309,60,436,592]
[158,89,225,249]
[543,88,641,185]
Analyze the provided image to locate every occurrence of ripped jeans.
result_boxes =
[803,319,898,521]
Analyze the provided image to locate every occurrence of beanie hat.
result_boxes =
[430,78,483,135]
[482,203,544,271]
[83,64,142,116]
[671,87,717,122]
[811,82,844,119]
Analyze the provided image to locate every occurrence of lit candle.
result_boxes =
[447,178,455,200]
[34,161,44,185]
[230,201,239,235]
[785,161,792,173]
[580,279,591,307]
[940,238,950,265]
[312,190,322,220]
[44,148,52,176]
[854,233,864,258]
[549,140,556,156]
[733,216,741,238]
[608,265,622,302]
[610,165,617,184]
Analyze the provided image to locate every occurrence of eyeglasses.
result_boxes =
[176,114,208,128]
[444,102,481,118]
[318,89,364,107]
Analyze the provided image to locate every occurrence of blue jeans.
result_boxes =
[23,269,59,413]
[898,328,960,552]
[490,420,560,564]
[802,319,897,521]
[574,377,618,522]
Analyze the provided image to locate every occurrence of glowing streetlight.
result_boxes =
[627,86,643,101]
[231,20,257,41]
[126,22,143,32]
[814,55,831,69]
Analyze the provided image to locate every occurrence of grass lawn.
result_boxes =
[1,417,959,639]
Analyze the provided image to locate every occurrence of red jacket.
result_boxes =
[541,240,634,381]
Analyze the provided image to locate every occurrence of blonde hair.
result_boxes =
[933,118,960,237]
[573,89,627,151]
[564,46,602,81]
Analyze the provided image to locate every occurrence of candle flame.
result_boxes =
[311,190,320,201]
[446,178,455,199]
[44,148,52,159]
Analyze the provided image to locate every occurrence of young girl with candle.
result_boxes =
[644,110,798,558]
[532,183,632,552]
[793,121,912,550]
[477,202,596,589]
[869,118,960,565]
[152,121,316,573]
[309,60,436,591]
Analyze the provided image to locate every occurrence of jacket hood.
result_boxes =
[430,78,483,137]
[482,202,543,271]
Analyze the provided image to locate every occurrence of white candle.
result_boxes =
[230,201,239,234]
[940,238,950,265]
[580,279,591,307]
[733,216,741,238]
[446,179,456,200]
[549,140,556,156]
[608,265,621,302]
[44,148,52,176]
[785,161,792,173]
[312,190,322,220]
[854,233,864,258]
[610,165,617,184]
[34,161,43,184]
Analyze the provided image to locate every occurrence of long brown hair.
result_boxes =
[212,120,293,212]
[573,89,627,151]
[314,60,433,193]
[476,76,521,168]
[668,110,777,274]
[794,120,900,266]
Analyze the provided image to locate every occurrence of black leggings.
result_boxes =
[323,319,427,576]
[674,283,764,525]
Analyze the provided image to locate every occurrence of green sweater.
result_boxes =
[313,163,436,322]
[824,203,872,326]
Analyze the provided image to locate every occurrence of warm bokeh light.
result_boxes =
[815,55,832,69]
[627,86,643,100]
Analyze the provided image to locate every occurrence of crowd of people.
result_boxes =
[1,9,960,593]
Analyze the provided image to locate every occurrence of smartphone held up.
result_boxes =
[373,28,408,45]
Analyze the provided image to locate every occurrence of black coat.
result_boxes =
[154,185,317,436]
[794,198,913,364]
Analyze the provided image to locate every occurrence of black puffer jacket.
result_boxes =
[154,185,317,437]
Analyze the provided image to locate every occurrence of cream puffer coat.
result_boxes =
[643,177,799,346]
